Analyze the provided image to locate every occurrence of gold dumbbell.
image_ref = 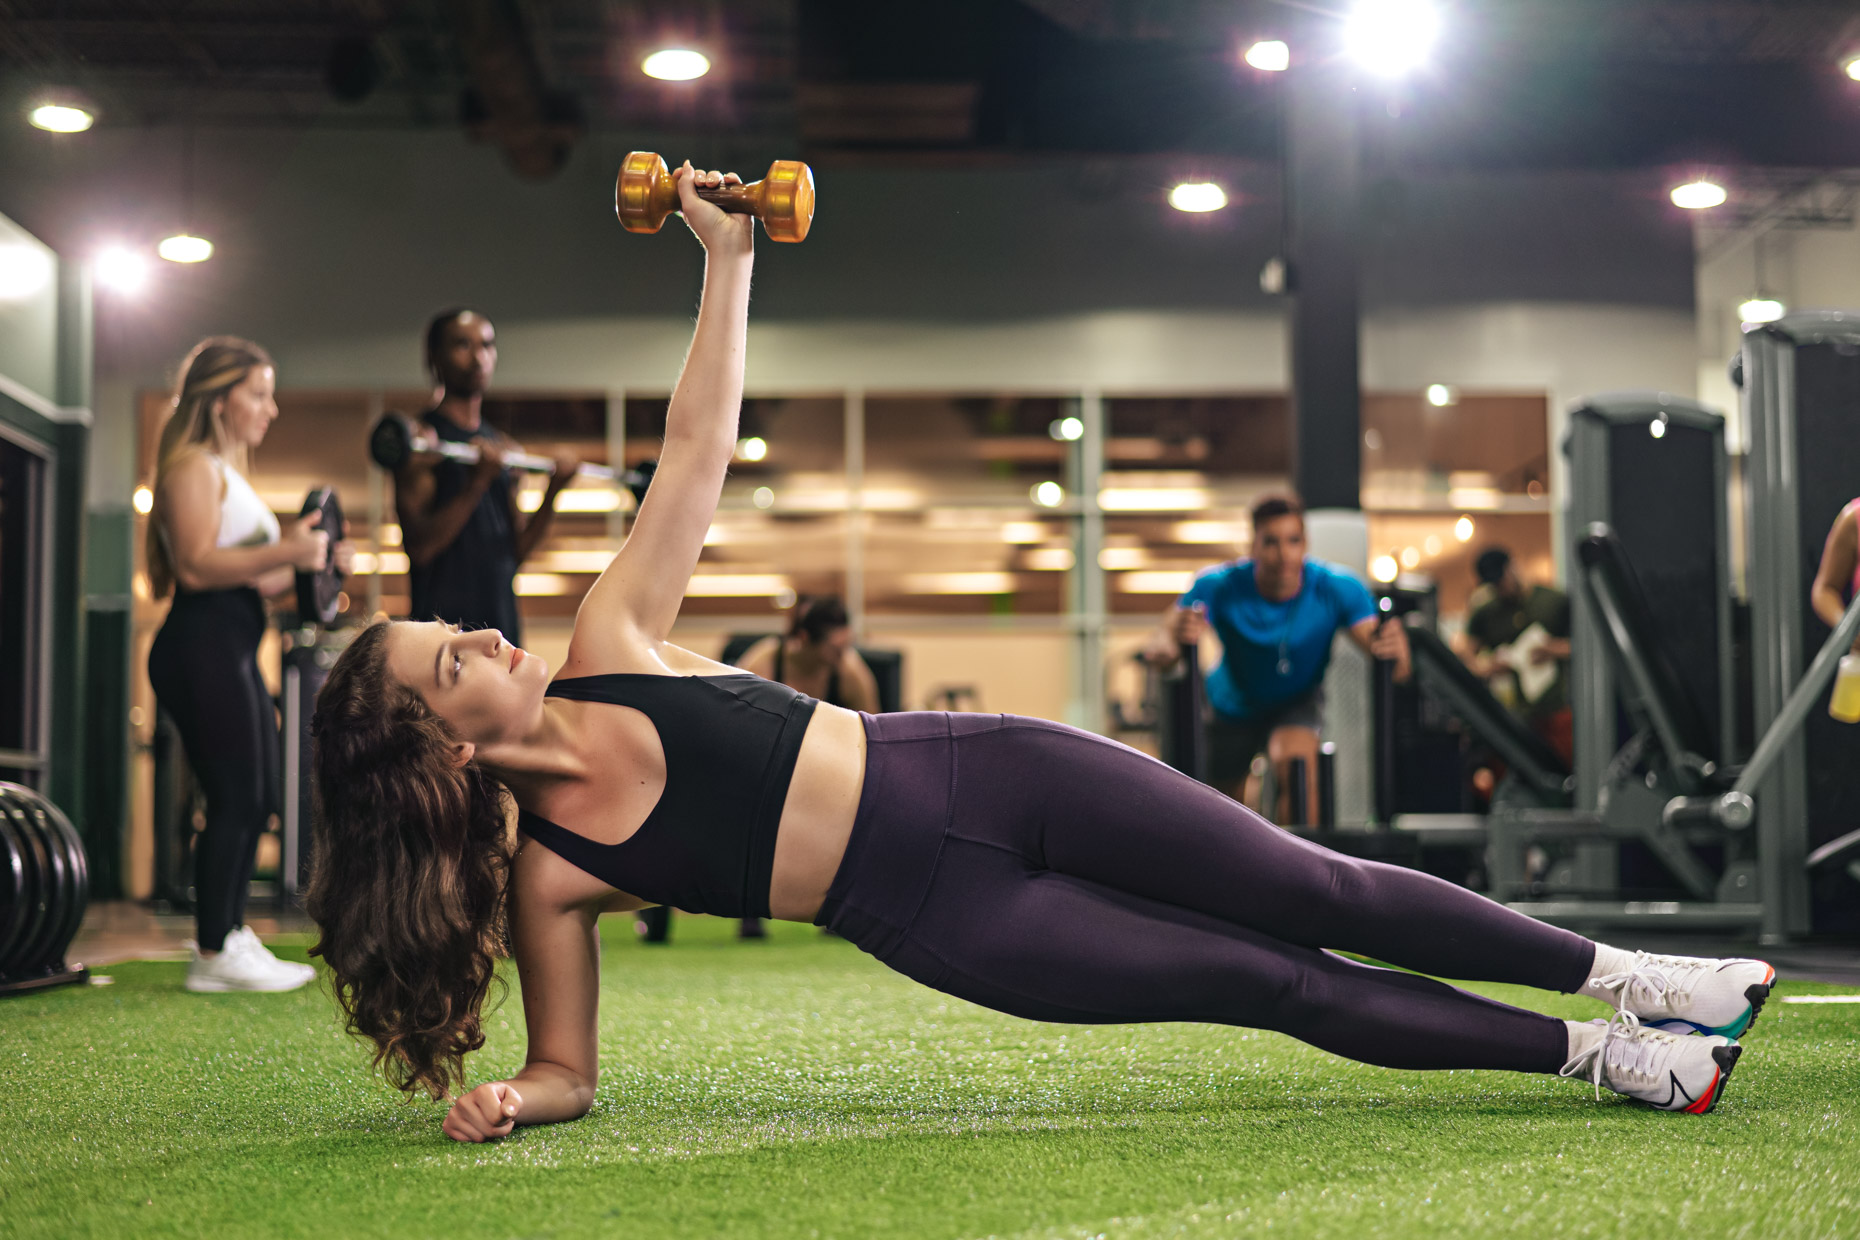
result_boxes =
[614,152,816,243]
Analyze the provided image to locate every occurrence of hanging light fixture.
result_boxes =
[160,124,214,264]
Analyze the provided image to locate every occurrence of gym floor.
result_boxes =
[6,913,1857,1239]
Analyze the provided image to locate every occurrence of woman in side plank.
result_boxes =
[307,166,1772,1141]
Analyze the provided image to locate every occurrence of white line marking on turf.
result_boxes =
[1780,995,1860,1004]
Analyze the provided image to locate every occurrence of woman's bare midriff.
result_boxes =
[767,701,866,921]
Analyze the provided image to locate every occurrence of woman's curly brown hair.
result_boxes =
[306,621,515,1100]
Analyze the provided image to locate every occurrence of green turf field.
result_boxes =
[3,916,1855,1239]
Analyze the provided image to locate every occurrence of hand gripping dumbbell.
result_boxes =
[368,413,655,504]
[615,152,815,243]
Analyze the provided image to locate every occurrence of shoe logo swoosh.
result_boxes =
[1659,1071,1696,1110]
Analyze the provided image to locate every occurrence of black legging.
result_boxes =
[148,588,279,953]
[819,713,1595,1073]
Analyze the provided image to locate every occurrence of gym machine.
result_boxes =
[1491,394,1750,927]
[1736,311,1860,940]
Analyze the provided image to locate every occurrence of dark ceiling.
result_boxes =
[3,0,1859,178]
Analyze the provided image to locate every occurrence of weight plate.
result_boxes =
[294,487,348,626]
[0,796,32,974]
[9,792,67,973]
[0,794,49,975]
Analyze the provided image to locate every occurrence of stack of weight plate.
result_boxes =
[0,783,90,997]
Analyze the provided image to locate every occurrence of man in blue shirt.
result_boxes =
[1144,494,1410,820]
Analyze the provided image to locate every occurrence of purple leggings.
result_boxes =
[816,713,1595,1074]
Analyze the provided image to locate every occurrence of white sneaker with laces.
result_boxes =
[226,925,316,985]
[184,930,313,993]
[1559,1012,1741,1113]
[1586,950,1775,1037]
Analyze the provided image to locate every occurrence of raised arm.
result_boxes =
[566,165,755,669]
[158,451,328,591]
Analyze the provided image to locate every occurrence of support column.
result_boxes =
[1067,391,1106,732]
[1285,67,1373,823]
[1285,64,1362,513]
[843,390,865,638]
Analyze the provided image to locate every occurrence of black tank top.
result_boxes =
[773,641,845,707]
[516,673,819,918]
[408,409,523,643]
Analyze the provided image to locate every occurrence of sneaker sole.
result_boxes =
[1681,1043,1742,1114]
[1645,966,1777,1039]
[185,973,313,993]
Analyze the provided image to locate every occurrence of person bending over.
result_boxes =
[148,337,354,993]
[1811,498,1860,651]
[737,595,879,713]
[392,307,578,643]
[1453,546,1575,768]
[306,166,1772,1144]
[1142,495,1411,821]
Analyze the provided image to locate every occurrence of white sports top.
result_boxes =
[211,455,281,549]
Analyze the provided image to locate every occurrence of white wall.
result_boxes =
[1695,207,1860,450]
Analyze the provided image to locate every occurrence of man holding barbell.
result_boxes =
[393,309,578,644]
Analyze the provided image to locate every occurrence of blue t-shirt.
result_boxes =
[1179,558,1376,721]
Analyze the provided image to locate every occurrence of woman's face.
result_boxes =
[217,366,278,449]
[384,621,548,746]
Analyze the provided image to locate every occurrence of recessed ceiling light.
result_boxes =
[1344,0,1439,78]
[1168,182,1228,213]
[642,49,710,81]
[29,102,94,132]
[1844,55,1860,81]
[1738,296,1785,324]
[1244,41,1290,72]
[1671,179,1727,210]
[95,246,150,295]
[157,234,214,263]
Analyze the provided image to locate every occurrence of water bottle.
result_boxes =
[1831,653,1860,724]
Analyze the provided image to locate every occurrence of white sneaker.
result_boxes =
[184,930,313,994]
[226,925,316,985]
[1585,951,1775,1037]
[1559,1012,1742,1113]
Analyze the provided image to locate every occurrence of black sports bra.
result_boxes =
[516,673,818,919]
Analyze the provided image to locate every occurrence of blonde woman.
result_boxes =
[146,337,351,992]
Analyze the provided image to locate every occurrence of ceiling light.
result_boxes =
[29,102,94,133]
[0,244,55,301]
[1670,179,1727,210]
[1031,481,1065,507]
[132,485,154,515]
[642,49,710,81]
[1844,55,1860,81]
[1738,296,1785,324]
[157,234,213,263]
[736,436,767,461]
[95,246,150,295]
[1399,546,1421,569]
[1168,182,1228,213]
[1244,40,1290,72]
[752,486,775,509]
[1049,416,1084,441]
[1344,0,1439,78]
[1425,383,1456,407]
[1649,415,1668,440]
[1371,555,1400,583]
[1454,515,1475,542]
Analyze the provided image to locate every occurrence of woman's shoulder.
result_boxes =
[156,447,223,494]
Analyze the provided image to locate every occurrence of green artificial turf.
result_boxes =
[3,916,1856,1239]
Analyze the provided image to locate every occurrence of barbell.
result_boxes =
[615,151,815,243]
[368,413,655,503]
